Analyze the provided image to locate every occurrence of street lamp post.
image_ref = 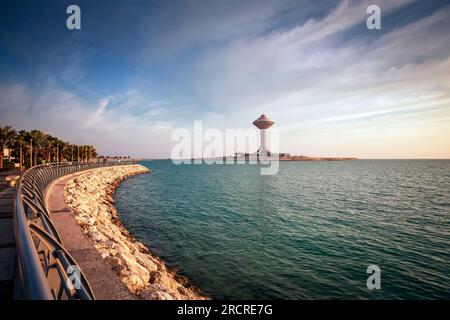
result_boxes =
[19,141,23,170]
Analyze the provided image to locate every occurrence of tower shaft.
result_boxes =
[258,129,269,154]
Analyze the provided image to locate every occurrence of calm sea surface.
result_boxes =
[115,160,450,299]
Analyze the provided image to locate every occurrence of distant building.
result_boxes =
[279,153,291,157]
[2,148,11,158]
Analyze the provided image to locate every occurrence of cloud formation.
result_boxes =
[0,0,449,158]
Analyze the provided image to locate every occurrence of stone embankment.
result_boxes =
[64,164,206,300]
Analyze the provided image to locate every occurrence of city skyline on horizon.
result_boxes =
[1,0,450,159]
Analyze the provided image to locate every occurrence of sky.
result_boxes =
[0,0,449,159]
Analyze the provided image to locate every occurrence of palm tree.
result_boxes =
[40,134,52,164]
[12,130,28,170]
[59,141,71,162]
[66,143,76,162]
[83,145,97,162]
[55,139,61,163]
[23,131,34,168]
[86,145,92,162]
[76,144,80,162]
[0,126,17,169]
[1,126,101,167]
[46,135,59,163]
[91,146,98,160]
[29,130,47,167]
[81,145,87,162]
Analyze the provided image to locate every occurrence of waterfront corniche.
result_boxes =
[64,164,207,300]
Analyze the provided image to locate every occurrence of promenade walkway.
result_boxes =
[45,171,136,300]
[0,171,20,299]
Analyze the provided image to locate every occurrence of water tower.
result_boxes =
[253,114,274,154]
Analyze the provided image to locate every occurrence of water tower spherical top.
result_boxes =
[253,114,274,129]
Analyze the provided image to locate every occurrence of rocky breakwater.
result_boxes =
[64,164,206,300]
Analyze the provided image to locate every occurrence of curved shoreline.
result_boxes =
[63,164,207,300]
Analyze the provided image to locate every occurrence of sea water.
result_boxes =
[115,160,450,299]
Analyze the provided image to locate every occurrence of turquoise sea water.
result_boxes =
[115,160,450,299]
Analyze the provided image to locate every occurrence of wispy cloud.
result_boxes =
[86,98,111,127]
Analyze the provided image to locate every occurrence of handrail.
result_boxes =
[13,160,137,300]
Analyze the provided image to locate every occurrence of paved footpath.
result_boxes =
[45,170,136,300]
[0,171,20,300]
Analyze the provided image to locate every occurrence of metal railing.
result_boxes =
[13,160,137,300]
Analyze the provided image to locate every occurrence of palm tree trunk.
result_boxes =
[34,147,38,167]
[19,146,23,170]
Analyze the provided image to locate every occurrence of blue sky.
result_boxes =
[1,0,450,158]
